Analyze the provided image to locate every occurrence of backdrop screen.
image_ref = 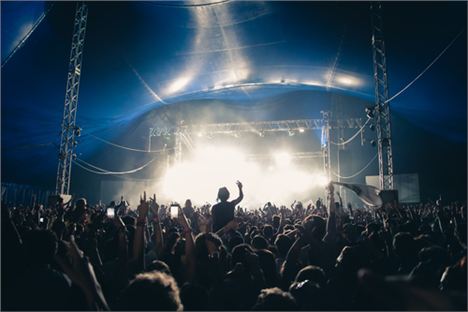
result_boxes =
[366,174,420,203]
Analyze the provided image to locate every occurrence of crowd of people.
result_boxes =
[2,181,467,310]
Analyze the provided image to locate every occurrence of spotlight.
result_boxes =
[197,132,204,138]
[365,107,375,119]
[298,128,305,133]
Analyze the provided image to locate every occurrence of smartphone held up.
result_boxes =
[107,208,115,219]
[170,204,178,219]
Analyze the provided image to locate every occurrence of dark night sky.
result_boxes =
[1,1,466,201]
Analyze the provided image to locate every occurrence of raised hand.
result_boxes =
[55,236,109,309]
[149,193,159,217]
[137,191,149,221]
[196,212,209,233]
[236,180,243,189]
[177,205,191,233]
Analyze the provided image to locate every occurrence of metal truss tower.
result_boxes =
[56,2,88,195]
[320,111,332,180]
[370,2,394,190]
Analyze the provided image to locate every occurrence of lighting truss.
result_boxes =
[56,2,88,195]
[149,117,364,137]
[149,116,364,179]
[371,2,394,190]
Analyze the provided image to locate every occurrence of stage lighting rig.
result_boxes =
[365,106,375,119]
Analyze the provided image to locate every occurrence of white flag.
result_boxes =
[332,182,383,208]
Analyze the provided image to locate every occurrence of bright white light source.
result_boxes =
[302,80,324,87]
[160,145,330,208]
[166,76,191,94]
[299,128,305,133]
[335,75,361,87]
[312,173,330,187]
[197,132,204,138]
[274,152,292,167]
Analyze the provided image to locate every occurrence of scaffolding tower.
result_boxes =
[371,2,394,190]
[55,2,88,195]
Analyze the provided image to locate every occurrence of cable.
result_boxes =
[2,3,55,68]
[332,153,377,179]
[74,156,159,175]
[385,28,465,104]
[330,118,371,146]
[74,161,112,175]
[75,158,108,172]
[86,133,173,153]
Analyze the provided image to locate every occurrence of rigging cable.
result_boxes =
[85,133,174,153]
[385,28,465,104]
[74,156,159,175]
[330,118,371,146]
[332,153,377,179]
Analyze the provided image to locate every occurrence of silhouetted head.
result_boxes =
[147,260,172,275]
[252,287,297,310]
[295,265,327,287]
[119,271,183,311]
[263,225,274,240]
[180,282,209,311]
[252,235,269,250]
[217,187,230,202]
[275,234,293,258]
[393,232,417,259]
[194,232,223,260]
[257,249,279,287]
[303,215,326,242]
[76,198,87,210]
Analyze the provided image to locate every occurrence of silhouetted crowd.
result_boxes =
[2,182,467,310]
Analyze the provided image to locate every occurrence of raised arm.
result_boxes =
[323,183,337,243]
[55,236,109,310]
[132,192,149,272]
[178,205,196,281]
[150,194,164,256]
[231,180,244,206]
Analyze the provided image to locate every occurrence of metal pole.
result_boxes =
[55,2,88,195]
[370,2,394,190]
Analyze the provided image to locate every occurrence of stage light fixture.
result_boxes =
[365,107,375,119]
[299,128,305,133]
